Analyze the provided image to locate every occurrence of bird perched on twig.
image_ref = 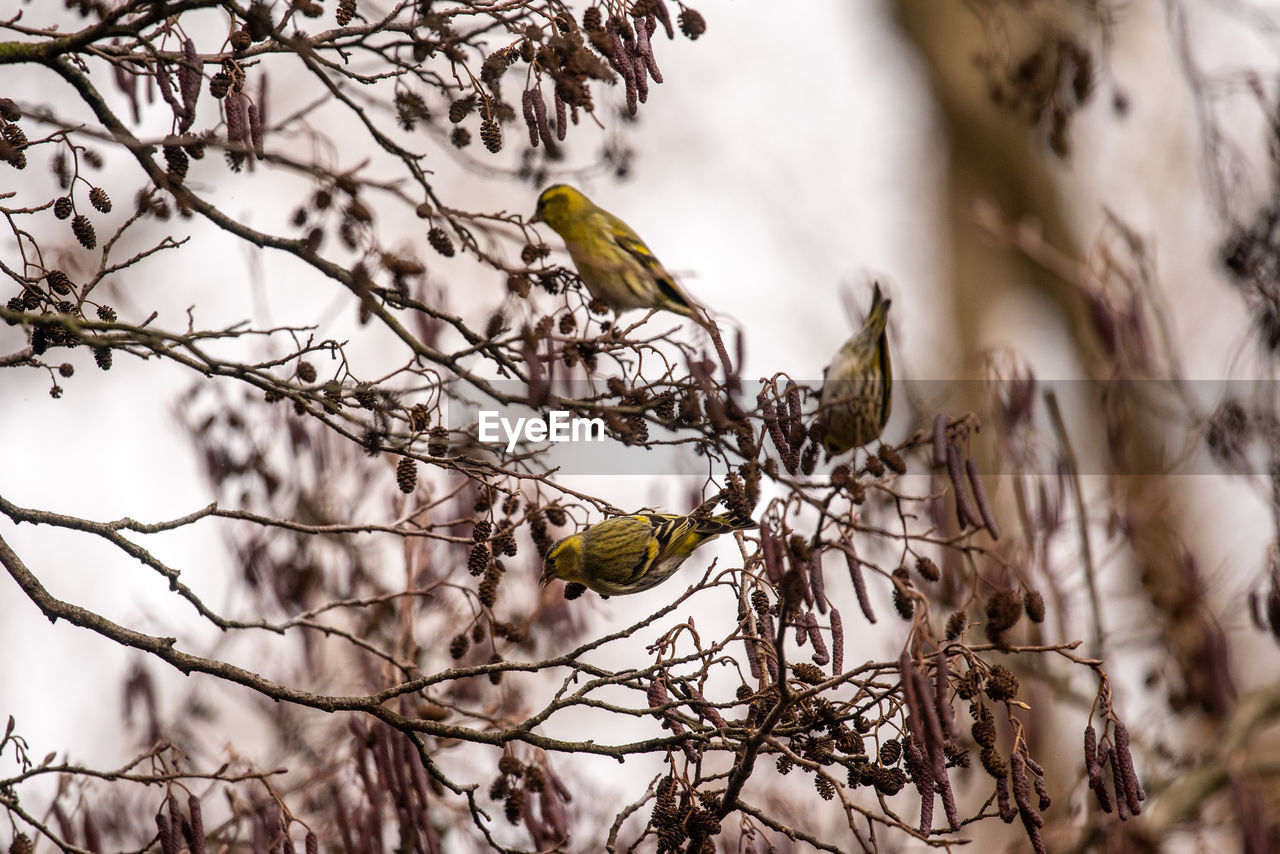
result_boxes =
[818,283,892,455]
[531,184,711,327]
[541,509,755,597]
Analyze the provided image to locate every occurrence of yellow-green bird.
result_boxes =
[818,283,892,455]
[541,511,755,597]
[531,184,709,325]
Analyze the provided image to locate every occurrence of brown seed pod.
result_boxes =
[449,633,469,659]
[864,453,885,478]
[164,144,190,183]
[815,775,835,800]
[872,765,906,796]
[878,443,907,473]
[984,665,1019,702]
[210,72,231,99]
[88,186,111,213]
[792,662,825,685]
[480,119,502,153]
[427,226,455,257]
[71,214,96,249]
[245,1,273,40]
[424,425,448,456]
[956,668,983,701]
[985,590,1022,647]
[395,457,417,493]
[1023,590,1046,623]
[479,561,503,607]
[980,745,1007,781]
[468,542,490,576]
[46,271,73,295]
[891,569,914,619]
[449,95,475,123]
[3,142,26,169]
[494,528,517,557]
[677,8,705,39]
[800,441,819,475]
[1,121,27,151]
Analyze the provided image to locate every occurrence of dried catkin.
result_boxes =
[829,609,844,675]
[932,413,948,467]
[806,611,829,666]
[946,442,982,528]
[247,102,264,159]
[841,535,876,623]
[806,547,827,613]
[966,457,1000,539]
[522,89,539,147]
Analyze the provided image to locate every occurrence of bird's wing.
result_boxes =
[593,515,660,585]
[639,513,707,560]
[875,325,892,425]
[706,511,757,533]
[612,232,697,313]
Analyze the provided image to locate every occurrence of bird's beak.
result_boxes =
[530,209,543,224]
[539,556,556,587]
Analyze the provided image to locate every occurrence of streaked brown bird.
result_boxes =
[541,511,755,597]
[818,283,892,455]
[531,184,710,325]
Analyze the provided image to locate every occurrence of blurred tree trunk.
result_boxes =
[893,0,1239,841]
